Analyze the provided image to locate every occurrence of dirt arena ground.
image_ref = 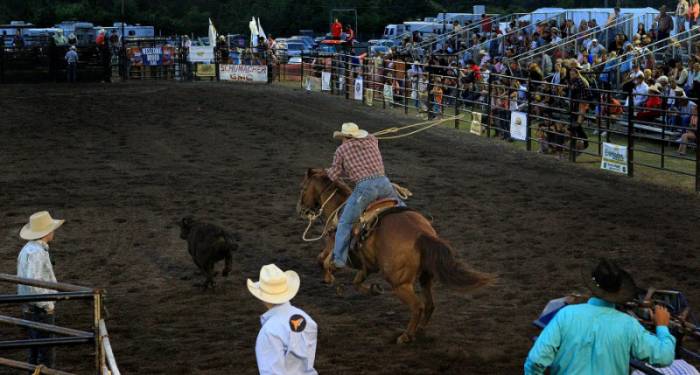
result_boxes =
[1,82,699,374]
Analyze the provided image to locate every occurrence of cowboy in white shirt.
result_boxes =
[17,211,65,369]
[248,264,318,375]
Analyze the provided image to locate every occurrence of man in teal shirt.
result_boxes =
[525,259,676,375]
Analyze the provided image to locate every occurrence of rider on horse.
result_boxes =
[326,122,405,269]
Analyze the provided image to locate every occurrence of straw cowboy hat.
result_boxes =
[582,258,639,304]
[333,122,368,140]
[247,264,300,304]
[20,211,65,240]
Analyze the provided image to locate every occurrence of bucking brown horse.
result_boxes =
[297,168,494,344]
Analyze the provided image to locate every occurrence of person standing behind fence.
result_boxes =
[17,211,65,371]
[657,6,675,41]
[247,264,318,375]
[65,46,78,83]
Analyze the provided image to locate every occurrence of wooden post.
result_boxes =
[627,88,635,177]
[94,291,102,375]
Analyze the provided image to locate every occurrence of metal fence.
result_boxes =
[295,54,700,191]
[0,273,119,375]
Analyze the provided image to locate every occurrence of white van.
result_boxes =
[383,24,406,39]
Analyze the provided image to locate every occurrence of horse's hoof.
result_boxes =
[370,283,384,296]
[396,333,413,345]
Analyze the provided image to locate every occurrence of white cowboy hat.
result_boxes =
[20,211,65,240]
[247,264,300,304]
[333,122,368,140]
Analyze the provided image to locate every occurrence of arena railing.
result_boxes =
[593,28,700,88]
[0,273,120,375]
[285,54,700,191]
[401,13,519,57]
[457,12,567,63]
[514,14,637,73]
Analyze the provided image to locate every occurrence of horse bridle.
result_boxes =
[298,177,337,219]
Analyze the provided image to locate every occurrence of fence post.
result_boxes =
[486,75,493,138]
[300,52,304,89]
[454,83,460,129]
[331,56,335,95]
[215,47,220,82]
[661,96,667,169]
[569,89,576,163]
[597,92,603,156]
[403,61,408,114]
[696,124,699,192]
[525,77,532,151]
[345,54,350,100]
[94,291,102,374]
[426,70,432,119]
[627,88,635,177]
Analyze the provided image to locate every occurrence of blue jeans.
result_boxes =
[333,176,404,267]
[67,63,77,82]
[23,305,55,371]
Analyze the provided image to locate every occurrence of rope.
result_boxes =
[392,183,412,200]
[32,365,45,375]
[372,114,465,140]
[301,189,341,242]
[302,201,346,242]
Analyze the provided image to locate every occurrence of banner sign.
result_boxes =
[354,76,363,101]
[510,111,528,141]
[219,64,267,82]
[189,46,214,63]
[383,84,393,104]
[601,143,628,174]
[128,46,175,66]
[470,111,483,135]
[321,72,331,91]
[196,64,216,77]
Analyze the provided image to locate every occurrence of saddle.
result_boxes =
[347,199,415,265]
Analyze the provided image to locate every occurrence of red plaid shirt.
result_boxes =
[326,135,385,183]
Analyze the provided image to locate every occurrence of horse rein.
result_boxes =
[301,179,346,242]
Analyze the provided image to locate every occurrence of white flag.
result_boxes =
[208,18,217,46]
[249,17,259,47]
[257,18,267,41]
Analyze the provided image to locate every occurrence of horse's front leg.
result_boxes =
[353,268,383,296]
[317,233,334,267]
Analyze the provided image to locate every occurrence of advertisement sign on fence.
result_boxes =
[365,89,373,106]
[189,46,214,63]
[128,46,176,66]
[510,111,528,141]
[196,64,216,77]
[470,111,483,136]
[383,84,393,104]
[354,77,363,101]
[321,72,331,91]
[219,64,268,82]
[601,143,628,174]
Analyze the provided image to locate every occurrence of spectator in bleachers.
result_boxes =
[690,0,700,27]
[677,104,698,155]
[657,6,675,41]
[636,84,663,122]
[677,0,690,33]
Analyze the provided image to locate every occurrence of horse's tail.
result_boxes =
[417,234,495,290]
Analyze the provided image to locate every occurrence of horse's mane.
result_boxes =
[310,168,352,196]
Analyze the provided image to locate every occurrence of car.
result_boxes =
[370,45,391,56]
[289,36,315,49]
[274,41,312,62]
